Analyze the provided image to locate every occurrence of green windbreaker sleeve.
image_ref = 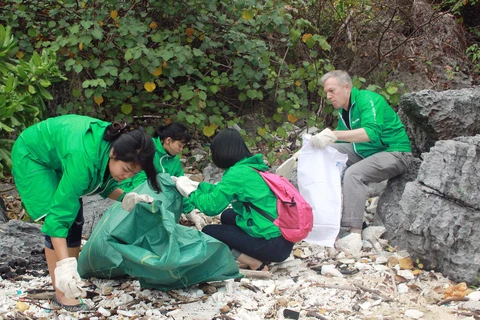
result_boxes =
[189,180,232,216]
[42,152,93,238]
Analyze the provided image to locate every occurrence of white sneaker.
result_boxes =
[335,233,363,256]
[362,226,387,252]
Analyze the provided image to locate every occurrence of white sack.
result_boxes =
[297,135,347,247]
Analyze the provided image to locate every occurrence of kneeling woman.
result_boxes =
[176,128,293,271]
[11,115,160,311]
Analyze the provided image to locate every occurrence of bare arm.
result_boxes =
[334,128,370,143]
[108,188,125,201]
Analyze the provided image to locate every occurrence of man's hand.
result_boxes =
[310,128,337,149]
[54,257,86,299]
[186,209,209,230]
[173,176,199,198]
[121,192,154,211]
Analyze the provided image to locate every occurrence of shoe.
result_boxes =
[362,226,387,252]
[246,262,269,271]
[51,297,91,312]
[335,233,363,255]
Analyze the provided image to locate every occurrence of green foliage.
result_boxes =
[0,24,66,177]
[2,1,332,132]
[467,44,480,73]
[2,0,408,169]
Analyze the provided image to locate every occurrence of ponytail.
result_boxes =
[103,122,131,141]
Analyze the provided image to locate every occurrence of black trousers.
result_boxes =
[202,209,293,263]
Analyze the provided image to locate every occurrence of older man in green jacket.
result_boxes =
[310,70,412,254]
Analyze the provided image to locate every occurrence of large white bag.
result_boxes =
[296,135,347,247]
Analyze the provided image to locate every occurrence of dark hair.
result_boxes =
[103,123,160,192]
[211,128,251,169]
[154,122,191,143]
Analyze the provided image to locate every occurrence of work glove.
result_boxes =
[310,128,337,149]
[185,209,210,230]
[121,192,154,212]
[54,257,86,299]
[276,151,300,180]
[172,176,199,198]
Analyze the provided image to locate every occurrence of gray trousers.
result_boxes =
[330,143,412,229]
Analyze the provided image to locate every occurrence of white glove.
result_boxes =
[276,151,299,180]
[122,192,154,211]
[174,176,199,198]
[186,209,209,230]
[54,257,86,299]
[310,128,337,149]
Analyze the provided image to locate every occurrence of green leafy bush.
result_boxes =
[0,24,66,178]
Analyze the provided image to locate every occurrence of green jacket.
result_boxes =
[116,138,194,213]
[13,115,116,238]
[336,87,412,158]
[189,154,281,240]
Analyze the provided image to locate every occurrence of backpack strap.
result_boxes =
[243,166,275,222]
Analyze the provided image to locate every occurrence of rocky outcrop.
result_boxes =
[398,87,480,156]
[377,135,480,284]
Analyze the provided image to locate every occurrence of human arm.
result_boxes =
[108,188,125,201]
[187,179,234,216]
[334,128,370,143]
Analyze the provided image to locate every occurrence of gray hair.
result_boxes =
[320,70,352,87]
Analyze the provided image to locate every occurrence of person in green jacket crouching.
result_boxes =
[174,128,294,271]
[11,115,160,311]
[310,70,412,255]
[110,122,208,229]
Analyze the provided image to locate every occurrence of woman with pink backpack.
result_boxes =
[174,128,294,271]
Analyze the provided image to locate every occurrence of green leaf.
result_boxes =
[242,9,254,21]
[91,28,103,40]
[28,84,36,94]
[186,115,195,124]
[73,63,83,73]
[386,86,398,94]
[247,89,257,99]
[72,89,81,97]
[121,103,133,114]
[198,91,207,100]
[210,85,219,94]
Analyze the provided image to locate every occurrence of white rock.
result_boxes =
[462,300,480,311]
[397,269,415,280]
[405,309,424,319]
[375,256,389,264]
[117,309,137,317]
[338,259,355,264]
[264,283,276,295]
[276,279,297,291]
[359,301,371,310]
[98,306,111,317]
[467,291,480,301]
[398,283,409,294]
[374,265,391,272]
[321,264,344,278]
[138,289,151,298]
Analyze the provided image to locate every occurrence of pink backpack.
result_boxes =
[246,169,314,243]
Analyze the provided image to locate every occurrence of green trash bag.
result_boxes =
[78,173,242,290]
